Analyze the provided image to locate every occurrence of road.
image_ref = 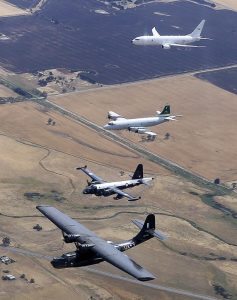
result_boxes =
[1,245,218,300]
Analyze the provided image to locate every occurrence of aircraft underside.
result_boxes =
[51,250,103,269]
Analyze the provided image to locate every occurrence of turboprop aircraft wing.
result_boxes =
[108,111,125,121]
[37,205,155,281]
[109,186,140,201]
[77,166,104,183]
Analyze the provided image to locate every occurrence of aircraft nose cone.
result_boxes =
[103,124,109,129]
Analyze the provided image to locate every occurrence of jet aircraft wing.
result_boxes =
[37,205,155,281]
[77,166,104,183]
[109,186,140,201]
[168,43,206,48]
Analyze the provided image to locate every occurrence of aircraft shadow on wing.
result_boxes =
[37,205,167,281]
[77,164,154,201]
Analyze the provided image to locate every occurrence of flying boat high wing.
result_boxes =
[37,205,157,281]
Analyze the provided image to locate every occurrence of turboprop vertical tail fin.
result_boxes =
[132,164,143,180]
[189,20,205,38]
[160,105,170,116]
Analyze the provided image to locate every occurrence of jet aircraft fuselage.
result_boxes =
[132,35,198,47]
[132,20,207,49]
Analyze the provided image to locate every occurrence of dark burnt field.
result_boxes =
[6,0,38,9]
[195,67,237,95]
[0,0,237,84]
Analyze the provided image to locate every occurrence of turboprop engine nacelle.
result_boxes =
[129,127,146,134]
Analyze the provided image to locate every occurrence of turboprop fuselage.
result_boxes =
[104,116,170,131]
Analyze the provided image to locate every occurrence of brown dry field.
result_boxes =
[0,84,17,97]
[0,101,236,299]
[0,0,27,17]
[51,74,237,183]
[213,0,237,10]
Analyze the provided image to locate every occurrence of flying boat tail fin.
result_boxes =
[131,214,167,246]
[132,164,143,180]
[189,20,205,38]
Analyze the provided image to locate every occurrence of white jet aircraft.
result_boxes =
[104,105,181,140]
[132,20,208,49]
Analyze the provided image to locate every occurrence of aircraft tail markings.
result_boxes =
[132,164,143,180]
[189,19,205,38]
[131,214,167,246]
[160,105,170,116]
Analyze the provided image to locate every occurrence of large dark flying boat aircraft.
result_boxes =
[37,205,167,281]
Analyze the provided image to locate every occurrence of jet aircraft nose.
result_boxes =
[132,37,140,45]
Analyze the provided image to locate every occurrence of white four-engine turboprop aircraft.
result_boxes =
[132,20,208,49]
[104,105,181,140]
[78,164,154,201]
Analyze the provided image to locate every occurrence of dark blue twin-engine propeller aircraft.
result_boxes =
[37,205,167,281]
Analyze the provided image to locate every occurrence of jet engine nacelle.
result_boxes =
[129,127,146,134]
[162,44,171,50]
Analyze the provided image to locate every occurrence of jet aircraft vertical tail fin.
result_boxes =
[189,20,205,38]
[152,27,160,37]
[160,105,170,116]
[131,214,167,246]
[132,164,143,180]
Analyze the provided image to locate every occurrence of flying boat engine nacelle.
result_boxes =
[162,44,171,50]
[79,243,95,250]
[129,127,146,134]
[63,234,80,243]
